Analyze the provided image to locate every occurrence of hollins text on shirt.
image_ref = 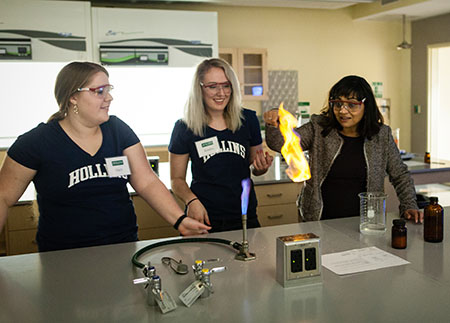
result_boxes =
[68,163,128,188]
[202,140,246,163]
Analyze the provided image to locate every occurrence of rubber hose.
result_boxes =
[132,237,242,269]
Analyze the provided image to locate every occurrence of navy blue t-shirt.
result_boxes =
[8,116,140,251]
[169,109,262,230]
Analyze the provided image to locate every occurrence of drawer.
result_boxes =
[255,182,301,206]
[138,226,178,241]
[7,202,39,231]
[257,203,299,227]
[7,229,38,255]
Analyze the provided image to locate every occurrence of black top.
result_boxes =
[8,116,140,251]
[168,109,262,232]
[321,133,366,220]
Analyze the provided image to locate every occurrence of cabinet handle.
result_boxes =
[268,214,283,219]
[31,240,37,245]
[266,193,282,198]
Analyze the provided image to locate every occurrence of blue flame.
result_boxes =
[241,178,251,215]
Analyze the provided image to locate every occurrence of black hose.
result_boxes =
[132,237,242,269]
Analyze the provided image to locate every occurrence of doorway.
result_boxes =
[428,44,450,160]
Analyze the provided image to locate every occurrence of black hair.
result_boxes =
[319,75,383,139]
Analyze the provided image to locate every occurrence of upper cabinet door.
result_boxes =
[219,48,268,101]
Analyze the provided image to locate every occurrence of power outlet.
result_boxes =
[290,249,302,273]
[276,233,321,288]
[305,247,317,271]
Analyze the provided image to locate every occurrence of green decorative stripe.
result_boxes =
[101,55,137,63]
[4,50,31,56]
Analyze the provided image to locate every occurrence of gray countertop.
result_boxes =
[1,208,449,323]
[404,154,450,174]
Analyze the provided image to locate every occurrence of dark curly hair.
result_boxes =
[319,75,384,139]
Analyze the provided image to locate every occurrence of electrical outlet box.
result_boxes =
[276,233,321,288]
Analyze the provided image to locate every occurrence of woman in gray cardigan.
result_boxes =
[264,75,422,223]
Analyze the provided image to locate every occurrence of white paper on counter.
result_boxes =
[321,246,409,275]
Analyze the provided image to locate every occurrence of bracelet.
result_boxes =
[186,197,199,207]
[173,214,187,230]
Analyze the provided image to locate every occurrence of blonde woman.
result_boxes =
[169,58,273,233]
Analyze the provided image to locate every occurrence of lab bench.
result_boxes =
[1,208,449,322]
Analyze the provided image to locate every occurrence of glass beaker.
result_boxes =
[359,192,387,234]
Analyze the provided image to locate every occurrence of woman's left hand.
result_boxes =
[403,209,423,224]
[179,217,211,235]
[252,150,274,176]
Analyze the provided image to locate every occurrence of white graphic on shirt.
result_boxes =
[68,163,127,188]
[202,140,246,163]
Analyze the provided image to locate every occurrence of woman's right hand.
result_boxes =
[263,109,279,127]
[186,199,211,226]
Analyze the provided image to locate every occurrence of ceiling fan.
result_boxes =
[397,15,412,50]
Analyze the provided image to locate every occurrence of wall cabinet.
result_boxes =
[219,48,268,101]
[255,182,301,226]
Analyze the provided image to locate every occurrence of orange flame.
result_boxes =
[278,103,311,182]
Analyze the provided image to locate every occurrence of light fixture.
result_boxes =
[397,15,412,50]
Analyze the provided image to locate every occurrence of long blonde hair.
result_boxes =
[184,58,243,136]
[48,61,108,122]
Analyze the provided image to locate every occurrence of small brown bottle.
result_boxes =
[424,196,444,242]
[392,219,407,249]
[424,152,431,164]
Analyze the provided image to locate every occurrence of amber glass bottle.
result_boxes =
[424,196,444,242]
[392,219,407,249]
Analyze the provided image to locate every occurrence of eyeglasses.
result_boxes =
[200,82,232,95]
[329,98,366,113]
[77,84,114,97]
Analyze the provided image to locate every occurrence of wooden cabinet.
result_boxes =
[4,202,39,255]
[0,229,6,256]
[219,48,268,101]
[0,195,180,256]
[131,195,179,240]
[255,182,301,226]
[0,180,300,255]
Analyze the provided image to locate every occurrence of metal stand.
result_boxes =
[235,214,256,261]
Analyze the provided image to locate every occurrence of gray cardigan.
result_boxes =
[265,114,418,221]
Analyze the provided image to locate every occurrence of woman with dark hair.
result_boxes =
[0,61,210,252]
[264,75,422,223]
